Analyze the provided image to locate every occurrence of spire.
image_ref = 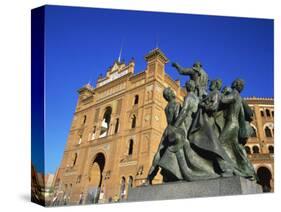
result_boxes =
[118,45,122,63]
[118,39,124,63]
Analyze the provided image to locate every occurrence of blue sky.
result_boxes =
[37,5,273,174]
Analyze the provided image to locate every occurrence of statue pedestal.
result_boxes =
[127,176,262,202]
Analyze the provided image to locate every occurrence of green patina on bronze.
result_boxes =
[146,61,257,184]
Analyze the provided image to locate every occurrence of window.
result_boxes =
[99,107,112,138]
[268,145,274,154]
[128,139,134,156]
[253,146,260,154]
[134,95,139,105]
[271,110,274,117]
[266,109,271,117]
[128,176,133,188]
[115,118,119,134]
[265,126,272,137]
[72,153,78,166]
[245,146,251,154]
[76,175,82,184]
[82,115,87,125]
[260,110,264,117]
[251,127,257,137]
[131,115,136,129]
[78,135,82,144]
[120,177,126,199]
[91,127,96,140]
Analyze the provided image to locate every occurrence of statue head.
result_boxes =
[231,78,245,93]
[193,61,202,68]
[163,87,176,102]
[222,86,232,95]
[209,79,222,91]
[185,80,196,92]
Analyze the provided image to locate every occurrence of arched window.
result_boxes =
[128,139,134,156]
[265,126,272,137]
[134,95,139,105]
[99,107,112,138]
[266,109,271,117]
[114,118,119,134]
[131,115,136,129]
[268,145,274,154]
[245,146,251,154]
[128,176,133,188]
[82,115,87,125]
[120,177,126,199]
[271,110,274,117]
[72,153,78,167]
[260,110,264,117]
[253,145,260,154]
[251,127,257,137]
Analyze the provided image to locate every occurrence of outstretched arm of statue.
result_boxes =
[172,62,194,75]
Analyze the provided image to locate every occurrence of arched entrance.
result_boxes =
[257,167,272,192]
[87,153,106,203]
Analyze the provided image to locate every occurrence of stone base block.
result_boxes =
[127,176,262,202]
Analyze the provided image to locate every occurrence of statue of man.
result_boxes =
[219,79,257,180]
[145,87,180,184]
[172,61,208,98]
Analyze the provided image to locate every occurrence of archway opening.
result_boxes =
[257,167,272,192]
[87,153,106,203]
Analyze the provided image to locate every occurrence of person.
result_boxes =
[145,87,180,184]
[63,194,67,205]
[78,192,84,205]
[219,79,257,180]
[172,61,208,98]
[51,192,58,206]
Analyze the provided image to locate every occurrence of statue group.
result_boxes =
[146,61,257,184]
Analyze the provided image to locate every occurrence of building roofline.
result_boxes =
[244,97,274,100]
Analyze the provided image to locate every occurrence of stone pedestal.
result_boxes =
[127,176,262,202]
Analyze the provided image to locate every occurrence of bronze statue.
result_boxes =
[219,79,257,180]
[146,87,180,184]
[146,61,257,184]
[172,61,208,98]
[146,81,219,184]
